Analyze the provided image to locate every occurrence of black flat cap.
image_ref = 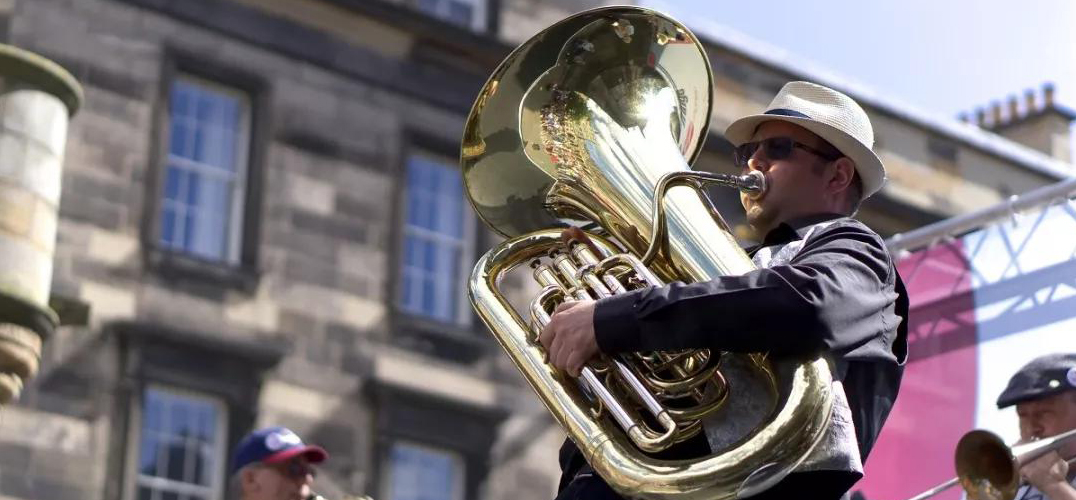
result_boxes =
[997,353,1076,409]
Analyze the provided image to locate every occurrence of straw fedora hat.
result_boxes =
[724,81,886,200]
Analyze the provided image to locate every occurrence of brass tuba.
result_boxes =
[461,6,834,499]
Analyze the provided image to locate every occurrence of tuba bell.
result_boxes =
[461,6,834,499]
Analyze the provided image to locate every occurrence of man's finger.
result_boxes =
[566,350,589,378]
[549,334,568,371]
[554,300,580,314]
[561,226,601,256]
[539,321,555,352]
[544,320,565,368]
[560,227,587,245]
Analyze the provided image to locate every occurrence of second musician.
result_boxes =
[541,81,910,500]
[997,353,1076,500]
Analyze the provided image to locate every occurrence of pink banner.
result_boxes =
[854,202,1076,500]
[856,242,978,500]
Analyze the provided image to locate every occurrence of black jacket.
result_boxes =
[558,214,909,496]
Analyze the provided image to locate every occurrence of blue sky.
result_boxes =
[642,0,1076,122]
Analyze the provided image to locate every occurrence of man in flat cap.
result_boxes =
[997,353,1076,500]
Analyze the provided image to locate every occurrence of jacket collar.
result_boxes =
[753,212,846,251]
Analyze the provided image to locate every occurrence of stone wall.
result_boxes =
[3,0,519,498]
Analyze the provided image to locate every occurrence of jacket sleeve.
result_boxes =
[592,222,898,357]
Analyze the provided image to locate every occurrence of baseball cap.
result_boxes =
[231,426,328,475]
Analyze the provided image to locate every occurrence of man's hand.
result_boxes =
[1020,450,1070,492]
[539,299,599,377]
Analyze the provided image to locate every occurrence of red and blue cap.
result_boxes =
[231,426,328,474]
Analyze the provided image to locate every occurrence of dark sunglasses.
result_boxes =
[733,137,843,169]
[265,459,317,479]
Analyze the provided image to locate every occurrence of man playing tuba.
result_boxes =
[542,81,910,500]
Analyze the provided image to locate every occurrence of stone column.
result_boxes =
[0,44,82,403]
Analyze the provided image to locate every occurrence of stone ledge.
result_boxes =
[0,405,91,454]
[0,44,83,116]
[372,349,496,408]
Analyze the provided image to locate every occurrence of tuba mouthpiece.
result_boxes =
[741,171,767,199]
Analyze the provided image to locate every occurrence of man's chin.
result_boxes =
[283,489,309,500]
[745,208,779,236]
[744,206,768,227]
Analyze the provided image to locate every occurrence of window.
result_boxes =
[384,442,464,500]
[399,154,475,325]
[414,0,487,31]
[132,387,227,500]
[159,75,251,264]
[927,137,959,162]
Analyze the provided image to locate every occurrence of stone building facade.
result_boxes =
[0,1,1071,500]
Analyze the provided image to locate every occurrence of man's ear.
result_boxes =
[240,466,259,493]
[829,157,856,193]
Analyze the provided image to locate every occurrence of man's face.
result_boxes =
[1016,391,1076,458]
[738,121,840,235]
[242,456,316,500]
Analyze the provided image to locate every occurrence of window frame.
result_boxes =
[380,440,466,500]
[123,384,229,500]
[159,74,252,265]
[367,383,508,500]
[412,0,488,31]
[142,48,271,291]
[927,136,960,163]
[396,150,477,327]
